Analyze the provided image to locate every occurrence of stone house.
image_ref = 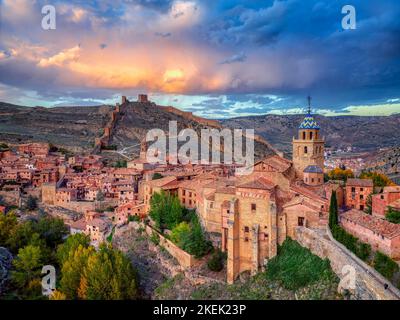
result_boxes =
[372,186,400,218]
[341,209,400,259]
[345,178,374,211]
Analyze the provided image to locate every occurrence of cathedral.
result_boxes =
[196,98,335,283]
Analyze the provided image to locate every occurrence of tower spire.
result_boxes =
[307,96,312,114]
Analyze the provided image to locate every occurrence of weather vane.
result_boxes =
[307,96,312,114]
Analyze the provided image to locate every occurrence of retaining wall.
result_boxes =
[295,226,400,300]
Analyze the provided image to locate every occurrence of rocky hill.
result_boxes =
[364,147,400,182]
[221,114,400,156]
[0,101,276,161]
[0,102,109,153]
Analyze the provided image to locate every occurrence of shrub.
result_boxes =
[207,249,226,272]
[152,173,164,180]
[359,171,395,187]
[170,222,191,246]
[26,195,38,211]
[128,215,140,223]
[327,168,354,182]
[373,251,399,280]
[266,238,336,290]
[150,232,160,246]
[386,207,400,224]
[331,225,371,262]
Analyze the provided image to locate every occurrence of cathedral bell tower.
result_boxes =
[292,97,325,178]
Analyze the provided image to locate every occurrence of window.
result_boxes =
[304,146,308,154]
[298,217,305,227]
[351,187,356,193]
[360,205,364,211]
[311,178,314,183]
[302,132,306,140]
[244,237,249,242]
[244,226,249,232]
[381,195,384,200]
[309,132,313,140]
[182,190,186,196]
[251,203,256,211]
[189,200,192,205]
[360,195,364,200]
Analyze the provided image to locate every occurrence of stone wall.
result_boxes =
[295,226,400,300]
[0,191,20,206]
[160,106,221,128]
[144,224,199,269]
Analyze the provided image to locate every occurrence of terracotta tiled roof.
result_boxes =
[254,155,292,173]
[70,218,86,230]
[290,184,327,204]
[346,178,373,187]
[178,178,214,190]
[216,186,236,194]
[146,176,177,188]
[341,209,400,239]
[384,186,400,193]
[236,177,276,190]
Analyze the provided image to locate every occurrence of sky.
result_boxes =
[0,0,399,118]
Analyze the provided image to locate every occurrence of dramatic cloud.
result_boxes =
[219,52,247,65]
[0,0,399,118]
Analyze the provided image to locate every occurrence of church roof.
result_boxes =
[304,165,323,174]
[299,113,320,130]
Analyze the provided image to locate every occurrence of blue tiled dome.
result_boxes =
[299,113,320,129]
[303,165,323,174]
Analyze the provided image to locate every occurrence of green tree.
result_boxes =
[36,217,68,248]
[79,245,138,300]
[26,196,38,211]
[207,249,226,272]
[181,216,212,258]
[364,194,373,215]
[59,245,95,299]
[11,245,43,289]
[373,251,399,280]
[329,191,339,229]
[152,173,163,180]
[149,191,184,231]
[170,222,191,246]
[56,233,90,265]
[359,171,395,187]
[0,211,18,247]
[6,220,36,253]
[327,168,354,182]
[114,160,127,168]
[386,207,400,224]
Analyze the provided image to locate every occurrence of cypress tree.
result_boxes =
[329,191,338,229]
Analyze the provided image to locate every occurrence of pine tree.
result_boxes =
[329,191,339,229]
